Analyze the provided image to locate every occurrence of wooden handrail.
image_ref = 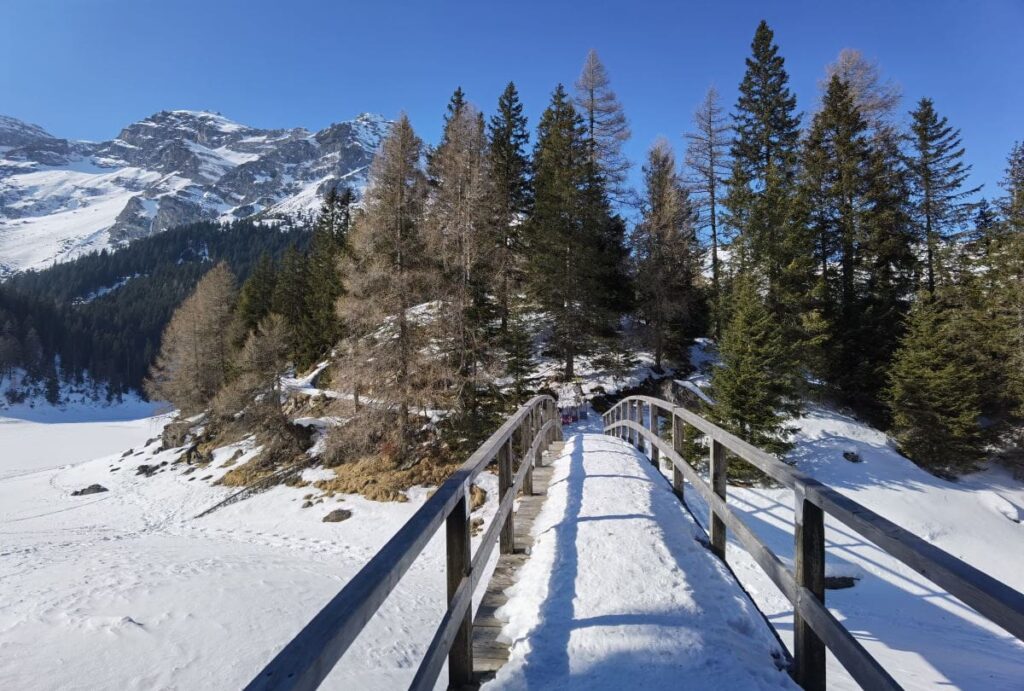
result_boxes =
[247,395,561,691]
[604,396,1024,691]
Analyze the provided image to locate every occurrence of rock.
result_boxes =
[302,500,313,509]
[842,450,862,463]
[71,484,108,496]
[161,420,193,449]
[825,575,859,590]
[470,484,487,512]
[322,509,352,523]
[470,517,485,536]
[136,464,158,477]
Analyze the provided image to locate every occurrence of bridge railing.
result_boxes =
[604,395,1024,691]
[247,395,562,691]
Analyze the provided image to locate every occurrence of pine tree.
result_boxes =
[338,114,433,456]
[684,86,731,338]
[299,186,352,367]
[906,98,981,293]
[998,141,1024,234]
[888,287,985,472]
[633,139,700,369]
[488,82,532,333]
[820,49,901,133]
[234,252,277,346]
[145,262,237,414]
[709,274,798,454]
[574,49,631,202]
[724,20,802,304]
[271,245,310,364]
[526,85,624,379]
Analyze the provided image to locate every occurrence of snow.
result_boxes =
[655,339,1024,689]
[486,418,795,690]
[0,409,503,689]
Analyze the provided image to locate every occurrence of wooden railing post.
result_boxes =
[671,412,684,499]
[499,439,514,554]
[445,489,473,687]
[523,409,534,496]
[649,402,659,467]
[709,439,727,559]
[794,487,826,691]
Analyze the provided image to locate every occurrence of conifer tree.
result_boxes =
[888,287,985,471]
[234,252,277,346]
[526,85,625,379]
[633,139,700,369]
[906,98,981,293]
[999,141,1024,234]
[338,114,433,456]
[488,82,532,333]
[145,262,237,414]
[425,100,497,423]
[300,186,352,367]
[820,49,901,133]
[724,20,802,304]
[709,274,798,454]
[684,86,731,338]
[574,49,631,202]
[271,245,310,364]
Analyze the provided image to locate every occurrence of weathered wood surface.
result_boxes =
[247,396,561,691]
[604,396,1024,691]
[472,458,556,682]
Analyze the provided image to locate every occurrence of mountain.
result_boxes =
[0,110,389,276]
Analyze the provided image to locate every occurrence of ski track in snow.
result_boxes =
[486,418,795,690]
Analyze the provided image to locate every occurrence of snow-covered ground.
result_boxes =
[485,420,796,690]
[0,410,502,690]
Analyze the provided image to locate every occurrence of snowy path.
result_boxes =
[485,421,796,690]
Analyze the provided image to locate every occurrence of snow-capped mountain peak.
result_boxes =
[0,110,391,276]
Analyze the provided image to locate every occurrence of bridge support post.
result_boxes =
[709,439,727,560]
[445,490,473,687]
[671,413,684,499]
[523,409,534,496]
[499,439,514,554]
[633,401,642,450]
[649,402,660,467]
[794,487,826,691]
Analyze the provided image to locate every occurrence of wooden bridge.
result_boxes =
[245,395,1024,691]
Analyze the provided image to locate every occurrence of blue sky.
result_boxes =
[2,0,1022,197]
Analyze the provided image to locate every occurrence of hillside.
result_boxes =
[0,110,388,276]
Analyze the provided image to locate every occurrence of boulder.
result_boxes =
[71,484,108,496]
[322,509,352,523]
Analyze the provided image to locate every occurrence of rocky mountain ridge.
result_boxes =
[0,110,389,276]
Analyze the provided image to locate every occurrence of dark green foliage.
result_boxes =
[234,253,278,346]
[906,98,981,292]
[525,84,629,379]
[796,76,915,415]
[489,82,532,334]
[887,287,985,471]
[271,245,311,364]
[0,221,309,398]
[709,276,798,455]
[724,20,802,304]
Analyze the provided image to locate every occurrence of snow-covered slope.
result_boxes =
[0,110,390,276]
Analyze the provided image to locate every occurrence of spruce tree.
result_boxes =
[724,20,802,306]
[684,86,731,338]
[271,245,310,364]
[709,274,798,454]
[888,287,985,472]
[488,82,532,333]
[633,139,700,369]
[234,252,277,346]
[906,98,981,293]
[299,186,352,367]
[526,85,625,379]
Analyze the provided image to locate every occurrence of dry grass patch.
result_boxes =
[315,454,462,503]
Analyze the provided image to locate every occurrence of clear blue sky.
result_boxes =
[2,0,1022,197]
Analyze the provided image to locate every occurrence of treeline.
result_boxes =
[0,221,310,401]
[146,21,1022,475]
[703,23,1024,472]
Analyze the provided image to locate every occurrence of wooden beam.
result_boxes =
[445,490,473,687]
[499,439,514,555]
[794,486,826,690]
[709,439,727,560]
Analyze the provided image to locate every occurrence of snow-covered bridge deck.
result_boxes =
[482,423,795,689]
